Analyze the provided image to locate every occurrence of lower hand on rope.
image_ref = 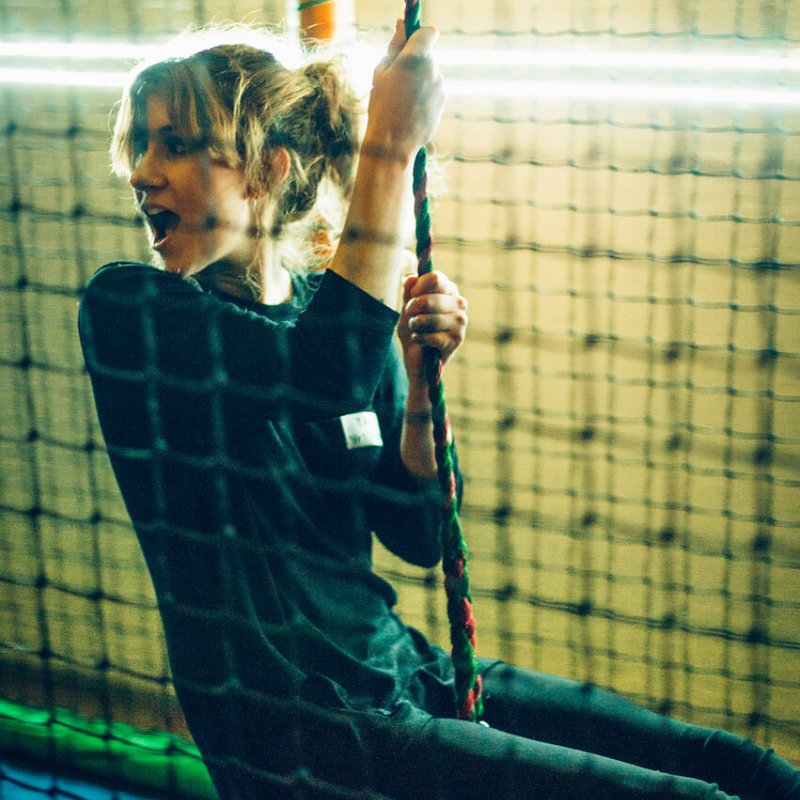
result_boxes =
[398,271,468,381]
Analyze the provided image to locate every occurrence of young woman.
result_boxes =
[79,20,799,800]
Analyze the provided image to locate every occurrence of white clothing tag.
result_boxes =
[340,411,383,450]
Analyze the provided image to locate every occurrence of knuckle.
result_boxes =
[428,271,445,290]
[399,52,430,73]
[408,297,426,316]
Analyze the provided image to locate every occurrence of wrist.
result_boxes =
[405,381,431,413]
[359,132,414,170]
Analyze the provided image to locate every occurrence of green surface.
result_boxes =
[0,698,216,799]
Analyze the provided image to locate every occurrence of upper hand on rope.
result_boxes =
[363,19,445,167]
[398,271,468,380]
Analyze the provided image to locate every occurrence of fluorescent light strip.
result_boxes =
[0,68,128,88]
[1,40,797,105]
[4,39,800,73]
[1,42,162,60]
[0,37,306,70]
[436,48,800,73]
[2,67,796,105]
[447,79,800,106]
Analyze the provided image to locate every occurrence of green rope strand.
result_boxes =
[404,0,483,722]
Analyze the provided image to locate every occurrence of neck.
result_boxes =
[195,242,293,306]
[260,253,293,305]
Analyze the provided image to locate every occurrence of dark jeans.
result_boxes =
[208,661,800,800]
[377,660,800,800]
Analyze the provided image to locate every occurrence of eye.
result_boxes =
[164,135,191,156]
[131,137,147,166]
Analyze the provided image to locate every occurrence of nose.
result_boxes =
[130,144,166,192]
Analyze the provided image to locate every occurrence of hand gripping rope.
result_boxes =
[404,0,483,722]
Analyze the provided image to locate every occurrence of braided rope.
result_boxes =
[404,0,483,722]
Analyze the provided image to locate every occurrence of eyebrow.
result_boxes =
[135,123,177,139]
[133,124,179,149]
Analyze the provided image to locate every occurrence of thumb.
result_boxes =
[402,273,418,306]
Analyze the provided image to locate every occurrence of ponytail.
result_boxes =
[301,60,357,199]
[270,58,359,236]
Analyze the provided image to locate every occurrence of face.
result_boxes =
[129,96,256,278]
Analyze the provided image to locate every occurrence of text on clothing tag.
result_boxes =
[340,411,383,450]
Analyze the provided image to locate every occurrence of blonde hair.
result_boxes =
[111,28,361,297]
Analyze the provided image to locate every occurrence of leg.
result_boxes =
[479,661,800,800]
[193,678,797,800]
[375,706,735,800]
[223,694,734,800]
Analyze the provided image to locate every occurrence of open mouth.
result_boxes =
[145,209,181,249]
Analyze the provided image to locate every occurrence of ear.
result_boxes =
[248,147,291,199]
[265,146,290,187]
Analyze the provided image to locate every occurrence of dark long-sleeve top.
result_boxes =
[78,262,457,773]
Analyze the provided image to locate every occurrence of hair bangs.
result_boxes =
[110,56,239,178]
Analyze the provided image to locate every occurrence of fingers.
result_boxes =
[403,271,464,307]
[374,19,407,76]
[404,291,467,323]
[393,26,441,81]
[407,311,465,338]
[375,23,440,77]
[385,18,406,62]
[402,25,440,57]
[384,21,439,64]
[401,271,468,360]
[367,23,444,161]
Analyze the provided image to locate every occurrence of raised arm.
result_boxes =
[329,22,445,308]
